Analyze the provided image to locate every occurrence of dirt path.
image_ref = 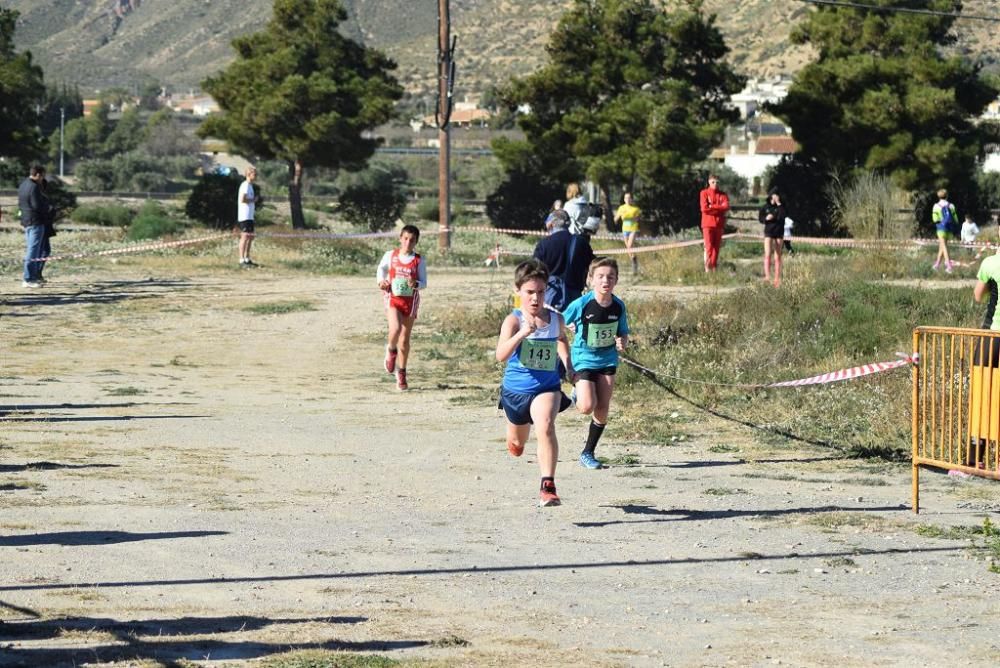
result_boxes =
[2,266,1000,667]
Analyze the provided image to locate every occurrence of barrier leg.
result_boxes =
[912,463,920,514]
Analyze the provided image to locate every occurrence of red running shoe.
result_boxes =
[384,347,397,374]
[396,368,408,391]
[507,438,524,457]
[539,480,561,507]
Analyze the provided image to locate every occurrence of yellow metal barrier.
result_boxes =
[912,326,1000,513]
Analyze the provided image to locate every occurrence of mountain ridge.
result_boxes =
[8,1,999,98]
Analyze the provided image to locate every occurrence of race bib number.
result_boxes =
[519,339,558,371]
[391,277,414,297]
[586,322,617,348]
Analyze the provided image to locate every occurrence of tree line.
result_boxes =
[2,0,999,235]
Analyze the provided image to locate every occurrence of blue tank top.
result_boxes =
[502,309,563,394]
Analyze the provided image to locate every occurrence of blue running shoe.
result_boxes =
[579,452,602,469]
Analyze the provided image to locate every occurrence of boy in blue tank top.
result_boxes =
[497,259,574,507]
[563,258,630,469]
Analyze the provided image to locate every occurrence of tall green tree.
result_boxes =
[493,0,743,232]
[0,8,45,170]
[774,0,999,206]
[199,0,402,228]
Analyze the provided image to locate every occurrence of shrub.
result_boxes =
[76,159,115,191]
[73,203,132,227]
[828,171,913,240]
[130,171,169,192]
[634,172,702,236]
[185,172,241,229]
[42,178,77,222]
[126,200,180,240]
[336,164,408,232]
[415,198,438,221]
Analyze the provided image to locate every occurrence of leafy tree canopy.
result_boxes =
[774,0,1000,194]
[0,8,45,164]
[199,0,403,227]
[492,0,743,231]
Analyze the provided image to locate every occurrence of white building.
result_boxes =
[729,76,793,119]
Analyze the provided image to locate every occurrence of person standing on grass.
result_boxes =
[614,192,641,274]
[783,216,795,255]
[17,165,52,288]
[378,224,426,391]
[699,174,729,272]
[563,257,630,470]
[932,189,958,273]
[962,215,980,245]
[237,166,260,267]
[758,189,787,287]
[497,259,573,507]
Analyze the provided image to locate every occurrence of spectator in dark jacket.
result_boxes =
[18,165,52,288]
[758,189,787,287]
[533,211,594,311]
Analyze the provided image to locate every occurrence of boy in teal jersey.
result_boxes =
[496,259,574,507]
[562,258,630,469]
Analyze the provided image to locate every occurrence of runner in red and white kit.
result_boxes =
[377,225,427,390]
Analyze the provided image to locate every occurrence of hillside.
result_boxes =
[8,0,1000,97]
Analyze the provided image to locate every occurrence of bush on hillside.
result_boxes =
[73,203,132,227]
[336,164,407,232]
[828,171,913,240]
[126,200,179,240]
[185,172,241,229]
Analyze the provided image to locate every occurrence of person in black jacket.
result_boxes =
[533,212,594,311]
[758,189,787,287]
[17,165,52,288]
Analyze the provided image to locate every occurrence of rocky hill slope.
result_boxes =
[8,0,999,96]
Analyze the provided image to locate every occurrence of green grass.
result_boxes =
[259,651,409,668]
[242,300,318,316]
[703,487,746,496]
[72,203,133,227]
[126,201,182,241]
[617,261,980,458]
[106,386,146,396]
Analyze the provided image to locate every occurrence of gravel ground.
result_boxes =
[2,262,1000,667]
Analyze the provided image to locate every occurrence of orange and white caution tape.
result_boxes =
[33,232,232,263]
[621,352,918,390]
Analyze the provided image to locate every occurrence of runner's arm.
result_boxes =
[376,250,393,288]
[496,314,533,362]
[415,257,428,289]
[974,279,989,303]
[557,316,574,379]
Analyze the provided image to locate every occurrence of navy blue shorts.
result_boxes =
[498,387,571,426]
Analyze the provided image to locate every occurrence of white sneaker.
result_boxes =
[22,281,41,288]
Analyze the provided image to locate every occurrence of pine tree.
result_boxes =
[492,0,743,232]
[775,0,999,197]
[199,0,402,228]
[0,8,45,168]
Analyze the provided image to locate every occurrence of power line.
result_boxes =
[797,0,1000,22]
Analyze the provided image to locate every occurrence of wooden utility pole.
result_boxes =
[437,0,454,250]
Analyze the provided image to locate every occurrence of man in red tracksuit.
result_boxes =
[699,175,730,272]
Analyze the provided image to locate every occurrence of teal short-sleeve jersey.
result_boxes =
[562,292,629,370]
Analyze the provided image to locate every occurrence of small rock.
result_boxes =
[814,568,827,574]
